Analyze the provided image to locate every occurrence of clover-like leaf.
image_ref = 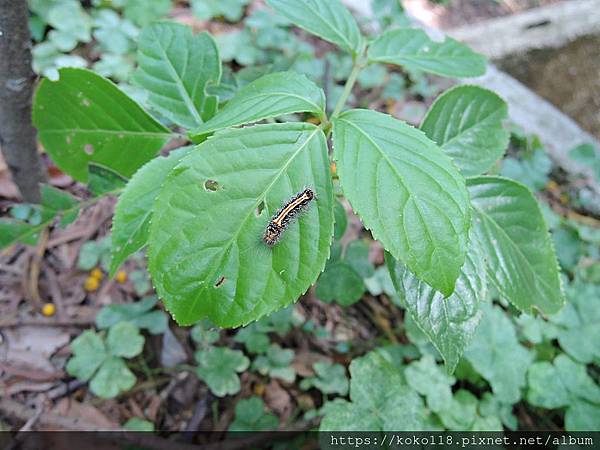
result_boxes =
[66,330,106,382]
[132,22,221,129]
[252,344,296,382]
[386,228,487,373]
[234,324,271,354]
[228,397,279,432]
[404,355,455,413]
[320,352,425,431]
[110,146,194,276]
[195,347,250,397]
[190,319,221,347]
[465,304,533,404]
[266,0,363,55]
[33,68,173,181]
[548,278,600,364]
[368,28,486,78]
[300,361,349,396]
[66,323,145,398]
[469,176,564,314]
[332,109,470,297]
[106,321,145,358]
[148,123,334,327]
[96,296,168,335]
[421,85,509,176]
[190,72,326,139]
[90,356,137,399]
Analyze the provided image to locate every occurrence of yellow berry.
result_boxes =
[84,276,100,292]
[254,383,266,396]
[115,270,128,283]
[90,268,104,280]
[42,303,56,317]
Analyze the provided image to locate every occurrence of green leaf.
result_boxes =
[316,262,365,306]
[320,352,424,431]
[124,417,155,431]
[106,322,145,358]
[468,176,564,314]
[332,109,470,297]
[110,146,194,276]
[345,240,374,278]
[528,354,600,430]
[333,198,347,240]
[33,68,172,182]
[386,229,487,373]
[266,0,363,55]
[148,123,334,327]
[190,72,325,138]
[300,361,349,395]
[569,143,600,181]
[90,356,136,398]
[132,22,221,129]
[191,0,250,22]
[66,330,107,382]
[96,296,168,335]
[0,220,39,249]
[195,347,250,397]
[368,28,486,78]
[549,278,600,363]
[234,324,271,354]
[465,304,533,403]
[252,344,296,382]
[120,0,172,27]
[191,319,221,347]
[88,163,128,196]
[404,355,455,413]
[501,147,552,192]
[228,397,279,432]
[420,85,509,176]
[437,389,478,430]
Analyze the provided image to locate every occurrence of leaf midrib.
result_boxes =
[150,27,203,125]
[473,204,557,298]
[182,126,322,318]
[337,116,450,285]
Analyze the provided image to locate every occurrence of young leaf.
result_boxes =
[465,304,533,404]
[90,356,137,399]
[0,220,39,249]
[195,347,250,397]
[148,123,334,327]
[332,109,470,297]
[386,228,487,374]
[367,28,486,78]
[132,22,221,129]
[33,68,173,181]
[468,176,564,314]
[316,262,365,306]
[265,0,363,55]
[110,146,194,276]
[319,352,425,431]
[190,72,325,139]
[421,85,509,176]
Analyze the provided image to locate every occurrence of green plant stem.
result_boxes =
[331,60,363,120]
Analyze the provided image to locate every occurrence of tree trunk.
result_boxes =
[0,0,47,203]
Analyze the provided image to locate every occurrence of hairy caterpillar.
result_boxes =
[263,188,316,246]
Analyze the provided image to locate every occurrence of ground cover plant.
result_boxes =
[1,0,599,436]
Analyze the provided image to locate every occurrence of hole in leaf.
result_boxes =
[84,144,94,155]
[204,180,220,192]
[255,201,265,217]
[214,276,226,288]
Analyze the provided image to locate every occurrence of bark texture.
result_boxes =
[0,0,47,202]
